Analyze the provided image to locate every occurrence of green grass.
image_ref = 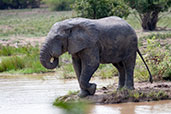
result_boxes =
[0,56,25,72]
[0,9,75,37]
[0,44,35,56]
[0,45,49,74]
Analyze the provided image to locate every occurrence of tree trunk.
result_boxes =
[140,11,159,31]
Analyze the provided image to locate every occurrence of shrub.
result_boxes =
[43,0,75,11]
[73,0,130,19]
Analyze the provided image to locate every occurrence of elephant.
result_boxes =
[40,16,153,98]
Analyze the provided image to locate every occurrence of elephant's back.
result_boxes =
[97,16,129,26]
[96,16,134,33]
[96,16,138,64]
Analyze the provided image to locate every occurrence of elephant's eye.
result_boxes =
[50,57,54,63]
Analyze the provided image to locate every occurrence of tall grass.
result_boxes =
[0,56,25,72]
[0,45,49,74]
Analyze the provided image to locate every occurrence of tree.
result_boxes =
[124,0,171,31]
[73,0,130,19]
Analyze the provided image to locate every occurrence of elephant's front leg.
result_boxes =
[79,47,99,97]
[72,55,90,97]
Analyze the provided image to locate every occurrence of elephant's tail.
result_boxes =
[137,49,153,83]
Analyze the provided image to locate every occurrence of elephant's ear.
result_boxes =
[68,22,99,54]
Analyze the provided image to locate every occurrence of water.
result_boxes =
[0,74,171,114]
[90,100,171,114]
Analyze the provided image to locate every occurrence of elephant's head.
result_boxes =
[40,18,98,69]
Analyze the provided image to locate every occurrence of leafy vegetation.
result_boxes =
[73,0,130,19]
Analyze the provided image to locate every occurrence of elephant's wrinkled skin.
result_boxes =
[40,16,153,98]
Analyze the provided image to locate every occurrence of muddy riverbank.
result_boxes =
[56,81,171,104]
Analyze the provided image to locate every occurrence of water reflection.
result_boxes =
[0,74,170,114]
[90,100,171,114]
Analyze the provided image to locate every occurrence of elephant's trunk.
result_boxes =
[40,44,59,69]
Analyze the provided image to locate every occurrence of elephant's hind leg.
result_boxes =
[124,52,137,89]
[113,62,126,89]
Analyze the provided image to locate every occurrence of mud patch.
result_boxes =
[56,82,171,104]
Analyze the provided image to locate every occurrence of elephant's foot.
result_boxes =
[78,83,97,98]
[78,90,90,98]
[87,83,97,95]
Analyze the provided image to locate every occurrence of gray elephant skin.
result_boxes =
[40,16,153,98]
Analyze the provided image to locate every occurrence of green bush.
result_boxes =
[43,0,75,11]
[73,0,130,19]
[0,0,40,9]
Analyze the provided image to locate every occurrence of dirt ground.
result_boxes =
[57,81,171,104]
